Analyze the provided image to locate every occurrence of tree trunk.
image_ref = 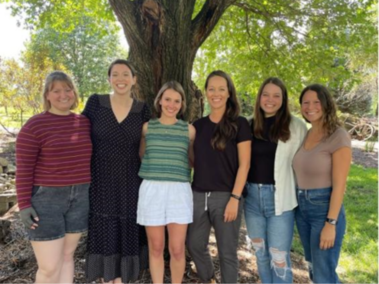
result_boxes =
[108,0,235,121]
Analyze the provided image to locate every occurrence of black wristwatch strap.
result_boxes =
[230,193,241,201]
[326,218,337,225]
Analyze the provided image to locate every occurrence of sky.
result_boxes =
[0,3,29,60]
[0,2,128,60]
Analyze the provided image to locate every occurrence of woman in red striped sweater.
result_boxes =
[15,71,92,283]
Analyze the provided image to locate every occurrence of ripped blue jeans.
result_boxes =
[244,183,294,283]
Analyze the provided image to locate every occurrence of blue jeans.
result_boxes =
[295,187,346,283]
[244,183,294,283]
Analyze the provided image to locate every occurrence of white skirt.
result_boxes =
[137,180,193,226]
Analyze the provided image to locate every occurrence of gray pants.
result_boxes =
[187,191,243,283]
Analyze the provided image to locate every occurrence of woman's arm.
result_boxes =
[319,146,351,250]
[224,140,251,222]
[16,124,40,229]
[188,124,196,167]
[139,122,148,159]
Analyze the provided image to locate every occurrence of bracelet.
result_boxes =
[230,193,241,201]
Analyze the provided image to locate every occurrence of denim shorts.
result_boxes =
[27,183,90,241]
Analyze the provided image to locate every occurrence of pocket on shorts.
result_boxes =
[31,185,43,198]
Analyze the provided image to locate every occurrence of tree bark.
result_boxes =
[108,0,236,121]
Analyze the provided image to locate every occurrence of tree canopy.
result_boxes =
[27,15,126,100]
[1,0,377,118]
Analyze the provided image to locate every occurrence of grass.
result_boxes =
[292,164,378,283]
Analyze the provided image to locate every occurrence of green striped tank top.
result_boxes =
[138,119,191,182]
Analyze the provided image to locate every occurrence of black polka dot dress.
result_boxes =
[82,94,150,283]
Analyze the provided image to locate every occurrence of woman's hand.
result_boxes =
[224,198,239,222]
[319,223,336,250]
[20,207,39,230]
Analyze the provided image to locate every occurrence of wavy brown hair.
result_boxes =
[254,77,291,142]
[205,70,240,151]
[299,84,341,138]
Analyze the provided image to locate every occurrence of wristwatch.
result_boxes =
[326,218,337,225]
[230,193,241,201]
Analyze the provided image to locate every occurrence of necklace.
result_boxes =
[158,118,177,134]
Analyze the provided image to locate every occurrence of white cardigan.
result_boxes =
[273,115,307,215]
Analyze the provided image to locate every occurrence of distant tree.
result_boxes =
[0,53,60,127]
[27,15,126,100]
[4,0,378,119]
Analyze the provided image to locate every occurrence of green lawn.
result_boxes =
[292,164,378,283]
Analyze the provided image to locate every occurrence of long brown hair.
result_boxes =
[254,77,291,142]
[205,70,240,151]
[299,84,341,138]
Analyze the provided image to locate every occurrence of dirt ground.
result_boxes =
[0,210,310,283]
[0,131,377,283]
[351,147,378,168]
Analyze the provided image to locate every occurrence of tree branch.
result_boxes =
[108,0,148,51]
[190,0,236,53]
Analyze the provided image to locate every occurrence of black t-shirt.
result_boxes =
[247,116,278,184]
[192,116,251,192]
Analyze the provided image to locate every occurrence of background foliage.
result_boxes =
[0,0,377,119]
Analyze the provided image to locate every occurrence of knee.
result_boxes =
[269,248,290,279]
[251,238,265,253]
[37,263,60,279]
[149,241,165,258]
[62,248,76,263]
[169,244,185,261]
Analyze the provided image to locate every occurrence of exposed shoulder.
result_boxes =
[142,121,149,136]
[188,124,196,140]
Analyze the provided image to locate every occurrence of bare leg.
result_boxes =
[146,226,166,284]
[167,223,188,284]
[31,238,65,283]
[58,233,82,283]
